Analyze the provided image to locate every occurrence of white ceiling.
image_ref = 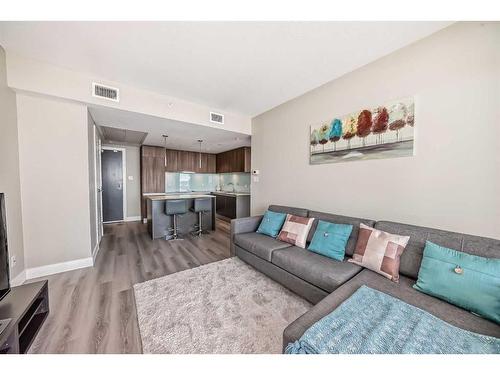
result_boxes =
[89,105,251,153]
[0,21,452,116]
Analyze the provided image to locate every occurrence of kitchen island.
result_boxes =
[212,191,250,221]
[146,194,216,239]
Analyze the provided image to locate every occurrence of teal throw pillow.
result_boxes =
[308,220,353,261]
[413,241,500,324]
[256,210,287,238]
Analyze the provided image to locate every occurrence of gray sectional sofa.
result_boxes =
[230,205,500,352]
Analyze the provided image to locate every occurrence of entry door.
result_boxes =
[102,149,124,222]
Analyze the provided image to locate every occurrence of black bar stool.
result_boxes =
[191,198,212,236]
[165,199,187,240]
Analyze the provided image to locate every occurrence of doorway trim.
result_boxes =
[93,126,102,244]
[102,145,127,222]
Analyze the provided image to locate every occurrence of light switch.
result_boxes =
[128,176,134,181]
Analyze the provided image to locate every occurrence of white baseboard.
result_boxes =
[25,257,93,280]
[10,269,27,287]
[125,216,141,222]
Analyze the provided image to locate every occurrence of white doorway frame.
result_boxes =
[101,146,127,223]
[93,126,102,243]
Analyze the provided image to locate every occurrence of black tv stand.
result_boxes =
[0,280,49,354]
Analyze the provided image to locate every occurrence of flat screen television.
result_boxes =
[0,193,10,301]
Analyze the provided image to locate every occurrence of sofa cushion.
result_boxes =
[348,223,410,282]
[414,241,500,324]
[272,246,362,292]
[374,221,500,279]
[277,214,315,248]
[233,232,291,261]
[256,210,287,238]
[269,205,309,218]
[308,220,353,261]
[307,211,375,256]
[283,269,500,350]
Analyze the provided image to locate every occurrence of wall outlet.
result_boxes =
[10,256,16,268]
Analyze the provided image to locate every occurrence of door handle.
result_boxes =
[117,183,122,190]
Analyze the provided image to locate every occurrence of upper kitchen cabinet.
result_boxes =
[194,152,208,173]
[165,149,179,172]
[207,154,217,173]
[142,145,165,158]
[178,151,196,172]
[216,147,251,173]
[164,148,216,173]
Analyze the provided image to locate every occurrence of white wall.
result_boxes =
[102,143,141,219]
[251,22,500,240]
[16,93,93,270]
[5,52,251,135]
[0,46,25,281]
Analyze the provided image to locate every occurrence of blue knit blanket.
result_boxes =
[286,286,500,354]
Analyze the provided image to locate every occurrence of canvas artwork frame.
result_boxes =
[309,97,415,164]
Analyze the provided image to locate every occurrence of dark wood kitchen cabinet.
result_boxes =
[216,147,251,173]
[196,153,217,173]
[141,146,165,192]
[207,154,216,173]
[165,149,179,172]
[194,153,208,173]
[213,193,250,220]
[215,194,236,219]
[178,151,196,172]
[141,145,165,218]
[164,149,216,173]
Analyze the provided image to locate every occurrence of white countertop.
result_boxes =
[146,194,215,201]
[144,191,250,198]
[211,191,251,197]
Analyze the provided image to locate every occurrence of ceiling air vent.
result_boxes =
[210,112,224,125]
[92,82,120,102]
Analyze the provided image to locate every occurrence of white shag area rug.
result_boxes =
[133,257,311,354]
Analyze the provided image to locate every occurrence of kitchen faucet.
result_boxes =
[226,182,235,192]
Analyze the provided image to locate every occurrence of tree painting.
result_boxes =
[406,102,415,127]
[372,106,389,144]
[356,109,372,146]
[318,123,330,152]
[310,128,319,151]
[310,97,414,164]
[329,118,342,151]
[388,102,407,141]
[342,114,357,149]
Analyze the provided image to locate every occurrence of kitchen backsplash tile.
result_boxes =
[219,173,250,193]
[166,172,250,193]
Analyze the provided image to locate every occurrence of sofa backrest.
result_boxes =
[268,205,309,218]
[375,221,500,279]
[307,210,376,257]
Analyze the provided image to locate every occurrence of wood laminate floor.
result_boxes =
[28,219,231,354]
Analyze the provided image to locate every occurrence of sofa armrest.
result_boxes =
[230,215,263,256]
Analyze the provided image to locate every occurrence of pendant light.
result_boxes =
[197,140,203,169]
[162,135,168,167]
